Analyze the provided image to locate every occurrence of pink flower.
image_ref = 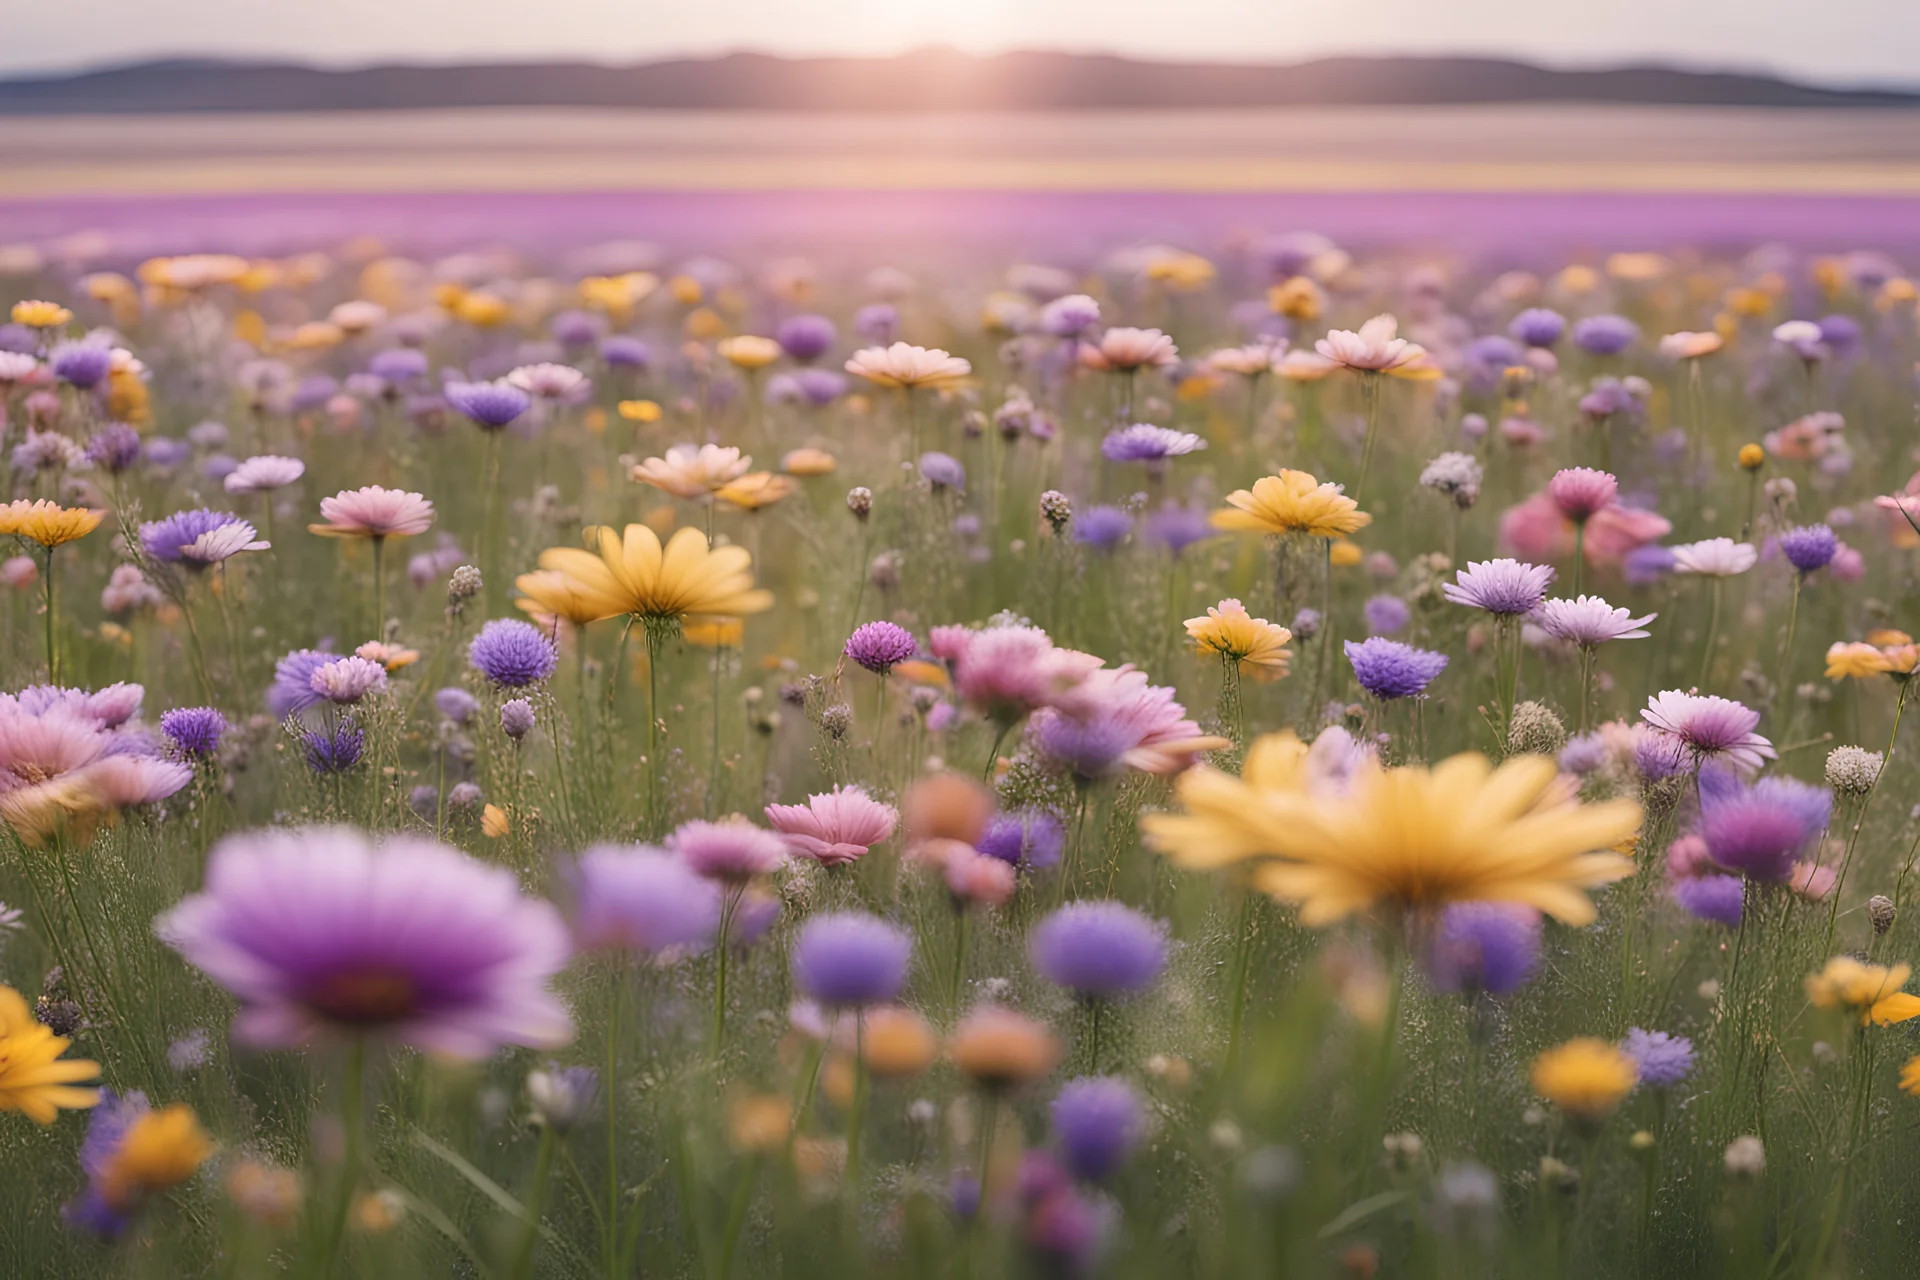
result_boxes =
[1641,691,1775,774]
[944,848,1017,905]
[309,486,436,539]
[940,625,1103,726]
[224,455,306,494]
[669,817,789,882]
[1314,314,1426,373]
[764,786,900,867]
[1028,666,1228,778]
[1790,861,1837,901]
[1546,468,1619,523]
[1080,327,1179,372]
[309,656,389,704]
[1666,834,1717,879]
[1499,492,1671,571]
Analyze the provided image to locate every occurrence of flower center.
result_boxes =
[306,969,418,1024]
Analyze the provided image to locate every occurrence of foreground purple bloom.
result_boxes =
[469,618,560,687]
[1695,765,1830,882]
[1029,901,1166,997]
[1442,558,1555,616]
[790,912,913,1006]
[1051,1076,1144,1181]
[1672,873,1744,927]
[566,844,720,954]
[1425,903,1542,995]
[155,827,574,1056]
[1345,637,1448,700]
[845,621,918,675]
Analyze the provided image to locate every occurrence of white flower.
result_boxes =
[1314,314,1426,372]
[506,362,589,399]
[844,342,971,388]
[180,521,269,565]
[1537,596,1656,646]
[225,455,306,494]
[1670,538,1757,577]
[1080,327,1178,372]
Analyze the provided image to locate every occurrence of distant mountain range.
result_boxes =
[2,49,1916,115]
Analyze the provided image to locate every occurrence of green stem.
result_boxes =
[1698,578,1723,689]
[314,1040,367,1279]
[1353,373,1382,505]
[713,887,741,1053]
[508,1126,558,1280]
[1225,888,1257,1078]
[42,544,56,682]
[1774,573,1803,720]
[603,962,624,1280]
[371,535,387,641]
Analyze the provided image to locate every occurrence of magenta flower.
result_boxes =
[669,817,789,882]
[309,486,435,539]
[1641,691,1775,774]
[844,621,918,675]
[308,656,389,705]
[1546,468,1619,523]
[1536,596,1656,646]
[1026,666,1226,779]
[764,786,899,867]
[154,827,573,1056]
[933,625,1103,727]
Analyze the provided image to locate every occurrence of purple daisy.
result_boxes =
[790,911,913,1007]
[1442,559,1555,616]
[1537,596,1656,646]
[1622,1028,1695,1089]
[1029,901,1167,998]
[139,509,269,568]
[444,381,532,431]
[1424,903,1542,996]
[469,618,560,688]
[566,844,720,954]
[1345,638,1448,700]
[1641,692,1775,774]
[845,621,918,675]
[1051,1076,1144,1181]
[268,649,336,718]
[154,827,574,1056]
[1099,424,1205,464]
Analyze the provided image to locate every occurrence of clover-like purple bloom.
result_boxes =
[160,706,227,758]
[1364,595,1410,636]
[368,348,429,386]
[301,720,365,774]
[1074,505,1132,553]
[845,621,918,675]
[435,686,480,724]
[1672,874,1743,927]
[599,335,652,369]
[1571,314,1639,356]
[1051,1076,1144,1181]
[50,342,113,389]
[1623,1027,1695,1089]
[445,381,533,430]
[1779,523,1838,574]
[1508,308,1566,348]
[978,809,1066,869]
[1345,637,1448,700]
[1695,765,1829,882]
[920,451,967,492]
[1029,901,1166,998]
[567,844,720,954]
[1424,903,1542,996]
[469,618,560,688]
[155,827,574,1056]
[791,911,913,1007]
[777,313,837,363]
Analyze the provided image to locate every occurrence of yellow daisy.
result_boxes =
[0,984,100,1125]
[1186,598,1291,680]
[1805,957,1920,1025]
[529,524,773,623]
[1211,471,1371,540]
[0,500,105,549]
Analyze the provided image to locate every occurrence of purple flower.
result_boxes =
[1144,502,1213,556]
[1442,559,1554,616]
[1634,729,1691,780]
[1571,314,1639,356]
[368,348,429,386]
[920,452,966,493]
[1559,732,1609,775]
[669,818,789,882]
[159,707,226,758]
[500,698,536,740]
[310,656,387,705]
[1537,596,1656,646]
[50,342,113,389]
[1779,523,1838,574]
[1073,506,1132,553]
[1672,874,1743,927]
[469,619,559,688]
[853,303,898,344]
[1345,638,1448,700]
[1051,1076,1144,1180]
[1040,294,1101,337]
[1623,544,1676,586]
[791,912,913,1006]
[549,310,605,347]
[63,1090,148,1238]
[1623,1028,1695,1088]
[301,720,365,774]
[444,381,532,430]
[155,827,574,1056]
[777,314,837,363]
[1425,903,1542,995]
[978,810,1066,869]
[789,367,846,406]
[86,424,143,474]
[599,335,651,369]
[1029,901,1166,998]
[435,686,480,724]
[1100,424,1205,463]
[567,844,720,953]
[1695,765,1829,882]
[1818,313,1862,356]
[1509,308,1566,348]
[268,649,335,717]
[1642,692,1775,774]
[139,509,268,567]
[1364,595,1410,636]
[845,621,918,675]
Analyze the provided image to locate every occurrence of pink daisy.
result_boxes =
[764,786,900,868]
[1640,691,1775,774]
[309,486,436,539]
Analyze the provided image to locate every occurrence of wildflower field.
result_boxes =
[4,227,1920,1279]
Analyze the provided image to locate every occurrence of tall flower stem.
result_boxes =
[1353,373,1383,505]
[643,618,671,838]
[844,1015,869,1194]
[1224,888,1257,1079]
[1312,537,1334,713]
[706,649,724,819]
[315,1040,367,1278]
[1698,578,1723,689]
[948,907,972,1011]
[41,544,56,681]
[1773,573,1803,720]
[508,1125,558,1280]
[713,886,742,1053]
[370,535,387,640]
[1577,645,1596,734]
[602,962,625,1280]
[1823,681,1909,956]
[1572,522,1586,597]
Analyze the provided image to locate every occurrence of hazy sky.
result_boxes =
[5,0,1917,83]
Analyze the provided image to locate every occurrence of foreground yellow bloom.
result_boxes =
[514,569,618,628]
[0,984,100,1124]
[1212,471,1371,540]
[530,524,774,623]
[1531,1038,1637,1120]
[1186,598,1291,680]
[100,1105,214,1208]
[11,300,71,328]
[0,500,105,549]
[1143,737,1641,925]
[1805,957,1920,1025]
